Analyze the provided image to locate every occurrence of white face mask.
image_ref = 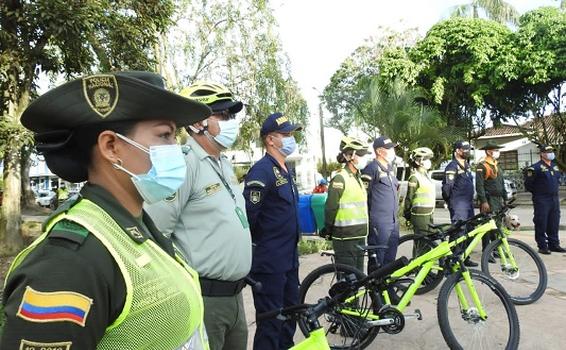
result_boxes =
[422,159,432,170]
[491,150,501,160]
[355,156,369,170]
[383,149,395,163]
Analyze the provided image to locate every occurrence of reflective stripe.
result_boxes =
[338,201,366,209]
[411,172,435,216]
[334,218,368,227]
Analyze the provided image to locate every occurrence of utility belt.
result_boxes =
[200,277,246,297]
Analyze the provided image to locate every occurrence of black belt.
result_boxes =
[200,277,246,297]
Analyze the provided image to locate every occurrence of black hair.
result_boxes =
[337,150,354,164]
[40,121,137,183]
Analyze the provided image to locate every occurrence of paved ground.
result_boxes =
[243,231,566,349]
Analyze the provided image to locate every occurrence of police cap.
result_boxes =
[537,144,554,153]
[260,112,302,136]
[373,136,397,150]
[479,141,502,150]
[453,140,471,151]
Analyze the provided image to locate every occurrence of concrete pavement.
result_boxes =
[243,232,566,349]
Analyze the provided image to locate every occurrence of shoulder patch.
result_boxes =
[250,190,262,204]
[17,286,92,327]
[20,339,72,350]
[48,220,89,246]
[246,180,266,188]
[332,182,344,189]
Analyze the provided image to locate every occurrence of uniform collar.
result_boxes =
[485,156,497,166]
[80,184,175,256]
[376,159,392,173]
[187,137,227,161]
[265,152,290,174]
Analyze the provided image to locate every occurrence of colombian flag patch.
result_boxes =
[17,286,93,327]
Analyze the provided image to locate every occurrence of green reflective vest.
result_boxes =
[7,199,209,350]
[333,169,368,239]
[410,171,435,216]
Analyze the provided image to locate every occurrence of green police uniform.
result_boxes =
[404,170,435,255]
[324,166,368,271]
[1,71,212,349]
[476,156,507,249]
[145,137,252,350]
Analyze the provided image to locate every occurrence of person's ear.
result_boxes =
[97,131,123,164]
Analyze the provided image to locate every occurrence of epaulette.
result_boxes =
[41,194,81,232]
[48,219,90,246]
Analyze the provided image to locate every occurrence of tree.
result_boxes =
[410,18,511,137]
[156,0,308,150]
[450,0,520,25]
[0,1,174,255]
[322,28,420,133]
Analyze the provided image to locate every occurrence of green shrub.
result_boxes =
[298,237,331,255]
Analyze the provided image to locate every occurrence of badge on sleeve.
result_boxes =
[17,286,93,327]
[250,190,261,204]
[20,339,72,350]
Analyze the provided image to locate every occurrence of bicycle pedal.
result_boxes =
[404,309,423,321]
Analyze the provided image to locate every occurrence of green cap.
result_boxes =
[479,141,502,150]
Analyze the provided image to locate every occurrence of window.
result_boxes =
[499,151,518,170]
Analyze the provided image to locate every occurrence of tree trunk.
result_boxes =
[0,146,24,256]
[21,153,38,209]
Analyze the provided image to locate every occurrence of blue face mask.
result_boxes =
[214,119,239,149]
[114,134,187,204]
[546,152,555,161]
[278,136,297,157]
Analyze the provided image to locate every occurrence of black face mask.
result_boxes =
[458,150,470,159]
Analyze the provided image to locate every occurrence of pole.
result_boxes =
[319,102,328,179]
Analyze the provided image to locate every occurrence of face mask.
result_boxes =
[459,150,470,159]
[546,152,555,161]
[277,136,297,157]
[422,159,432,170]
[114,134,187,204]
[213,119,239,149]
[385,149,396,163]
[491,150,500,160]
[355,156,369,170]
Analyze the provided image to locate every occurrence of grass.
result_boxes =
[298,236,332,255]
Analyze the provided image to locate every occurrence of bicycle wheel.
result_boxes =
[481,237,547,305]
[396,234,443,295]
[298,263,380,350]
[437,269,520,350]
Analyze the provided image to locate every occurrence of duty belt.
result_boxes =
[200,277,246,297]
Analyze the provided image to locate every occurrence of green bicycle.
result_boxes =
[299,214,521,349]
[257,258,409,350]
[397,203,547,305]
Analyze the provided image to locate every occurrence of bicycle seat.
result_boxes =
[428,223,454,231]
[357,244,389,251]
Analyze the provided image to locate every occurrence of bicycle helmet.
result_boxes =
[180,81,243,113]
[339,136,370,155]
[409,147,434,162]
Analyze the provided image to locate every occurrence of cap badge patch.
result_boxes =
[275,116,288,125]
[83,74,119,118]
[250,190,261,204]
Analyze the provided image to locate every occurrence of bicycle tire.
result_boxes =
[298,263,379,350]
[481,237,547,305]
[397,234,444,295]
[437,269,520,350]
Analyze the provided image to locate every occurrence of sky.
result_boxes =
[270,0,558,159]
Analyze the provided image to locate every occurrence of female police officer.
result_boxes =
[1,72,211,349]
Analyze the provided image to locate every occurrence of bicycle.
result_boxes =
[257,258,409,350]
[397,202,547,305]
[299,219,521,349]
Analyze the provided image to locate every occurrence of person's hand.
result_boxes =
[480,202,491,213]
[319,227,331,240]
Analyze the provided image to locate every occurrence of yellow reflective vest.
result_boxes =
[332,168,368,240]
[409,171,435,216]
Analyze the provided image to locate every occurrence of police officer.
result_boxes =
[404,147,435,255]
[442,141,478,267]
[145,82,252,350]
[56,183,70,207]
[243,112,302,350]
[361,136,399,270]
[323,136,370,272]
[1,72,211,349]
[524,144,566,254]
[476,141,507,253]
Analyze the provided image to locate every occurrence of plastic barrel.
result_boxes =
[298,194,316,235]
[310,193,328,232]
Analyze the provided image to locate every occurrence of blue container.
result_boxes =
[298,194,316,235]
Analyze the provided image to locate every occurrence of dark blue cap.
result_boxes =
[260,112,302,136]
[453,140,471,150]
[373,135,396,149]
[538,144,554,152]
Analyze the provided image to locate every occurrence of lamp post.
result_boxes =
[313,87,328,179]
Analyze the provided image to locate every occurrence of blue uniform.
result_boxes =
[442,159,475,229]
[524,160,562,250]
[361,159,400,266]
[243,153,299,350]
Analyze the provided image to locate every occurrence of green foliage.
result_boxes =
[157,0,308,151]
[450,0,519,25]
[317,161,342,177]
[298,237,331,256]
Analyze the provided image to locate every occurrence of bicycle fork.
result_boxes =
[454,269,488,321]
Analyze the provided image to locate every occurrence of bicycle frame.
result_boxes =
[291,328,331,350]
[340,219,499,320]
